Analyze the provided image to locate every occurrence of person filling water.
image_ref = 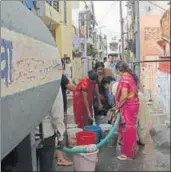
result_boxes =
[101,76,119,124]
[73,70,99,129]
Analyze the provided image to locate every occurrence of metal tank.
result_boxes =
[1,1,62,159]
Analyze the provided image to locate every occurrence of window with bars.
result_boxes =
[54,1,60,12]
[46,1,60,12]
[46,1,52,6]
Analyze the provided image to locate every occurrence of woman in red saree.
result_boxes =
[73,70,98,128]
[115,61,140,160]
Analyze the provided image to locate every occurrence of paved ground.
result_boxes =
[55,97,170,171]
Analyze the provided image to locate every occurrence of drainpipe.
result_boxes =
[134,1,140,78]
[120,1,125,60]
[169,0,171,54]
[84,12,87,59]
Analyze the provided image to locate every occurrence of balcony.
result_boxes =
[40,1,62,27]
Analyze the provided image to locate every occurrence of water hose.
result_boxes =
[56,112,120,153]
[92,105,96,126]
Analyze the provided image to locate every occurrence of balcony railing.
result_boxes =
[46,0,60,12]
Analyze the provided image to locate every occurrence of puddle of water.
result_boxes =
[155,148,171,155]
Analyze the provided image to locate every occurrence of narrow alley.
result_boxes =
[1,1,170,172]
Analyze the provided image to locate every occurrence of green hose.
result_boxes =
[56,112,120,153]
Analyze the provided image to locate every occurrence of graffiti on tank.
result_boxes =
[13,58,60,83]
[1,39,13,87]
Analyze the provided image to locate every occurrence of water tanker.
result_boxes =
[1,1,62,169]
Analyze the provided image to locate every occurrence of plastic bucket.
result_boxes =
[99,124,112,132]
[73,145,99,171]
[67,128,83,147]
[99,124,118,148]
[95,115,108,125]
[67,123,78,129]
[76,131,96,145]
[83,125,102,143]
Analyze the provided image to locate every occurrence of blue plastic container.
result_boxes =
[83,125,102,143]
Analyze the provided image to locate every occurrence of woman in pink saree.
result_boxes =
[115,61,139,160]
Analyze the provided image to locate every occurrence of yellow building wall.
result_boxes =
[55,1,73,58]
[44,2,62,24]
[56,24,62,56]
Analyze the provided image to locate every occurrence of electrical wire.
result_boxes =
[147,1,167,11]
[98,2,116,24]
[129,59,171,63]
[84,0,100,19]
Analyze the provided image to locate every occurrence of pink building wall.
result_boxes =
[140,15,163,62]
[139,15,163,98]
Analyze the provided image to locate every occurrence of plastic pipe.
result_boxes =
[56,112,120,153]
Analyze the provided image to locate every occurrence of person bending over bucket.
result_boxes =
[73,70,99,129]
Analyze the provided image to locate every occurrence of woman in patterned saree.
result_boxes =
[115,61,140,160]
[73,70,98,128]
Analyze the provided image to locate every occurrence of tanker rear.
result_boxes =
[1,1,62,160]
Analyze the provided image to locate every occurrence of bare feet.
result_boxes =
[117,155,132,161]
[57,158,73,166]
[55,150,73,166]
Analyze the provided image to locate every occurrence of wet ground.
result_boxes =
[56,97,170,171]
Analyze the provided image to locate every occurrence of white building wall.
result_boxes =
[139,1,169,16]
[79,1,92,11]
[72,1,80,28]
[156,71,170,117]
[72,1,80,9]
[72,9,79,28]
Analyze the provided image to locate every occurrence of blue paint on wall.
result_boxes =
[0,39,13,87]
[1,2,56,47]
[23,1,34,9]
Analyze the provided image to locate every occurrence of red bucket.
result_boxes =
[76,131,96,145]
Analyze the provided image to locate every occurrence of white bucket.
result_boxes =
[73,145,99,171]
[67,128,83,147]
[99,124,112,131]
[67,123,78,129]
[95,115,108,125]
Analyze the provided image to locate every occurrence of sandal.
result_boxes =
[57,158,73,166]
[117,155,131,161]
[63,156,70,161]
[137,140,145,146]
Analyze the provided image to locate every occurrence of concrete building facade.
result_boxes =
[126,1,170,117]
[23,0,73,58]
[156,8,170,118]
[78,1,97,58]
